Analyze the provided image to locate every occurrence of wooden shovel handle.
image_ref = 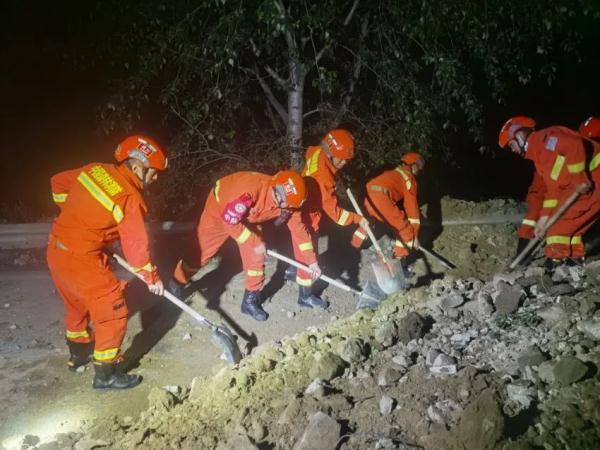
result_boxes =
[346,188,388,264]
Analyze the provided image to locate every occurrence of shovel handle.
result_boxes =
[509,191,580,270]
[266,249,360,295]
[346,189,388,263]
[419,246,454,270]
[112,253,215,331]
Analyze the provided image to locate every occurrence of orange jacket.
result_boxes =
[50,163,157,280]
[212,171,316,264]
[366,165,420,234]
[302,145,361,226]
[525,126,591,217]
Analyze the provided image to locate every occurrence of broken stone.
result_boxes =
[182,333,192,341]
[379,395,395,415]
[585,260,600,285]
[548,283,576,297]
[430,353,457,375]
[336,337,365,363]
[576,320,600,341]
[494,283,523,314]
[427,399,462,426]
[374,321,398,347]
[308,352,346,381]
[552,356,589,386]
[441,293,465,310]
[218,434,258,450]
[451,389,504,449]
[579,298,599,318]
[493,273,518,288]
[73,439,109,450]
[21,435,40,448]
[477,291,495,316]
[551,265,571,283]
[148,387,176,412]
[425,349,441,366]
[517,346,548,370]
[538,360,555,384]
[537,306,568,327]
[250,421,267,442]
[305,378,326,396]
[397,312,427,344]
[450,332,472,348]
[293,412,340,450]
[391,354,410,369]
[377,366,402,386]
[506,384,536,410]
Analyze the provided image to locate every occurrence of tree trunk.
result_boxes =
[287,59,305,171]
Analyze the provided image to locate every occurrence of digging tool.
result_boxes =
[266,249,386,309]
[510,191,580,270]
[418,246,455,270]
[113,253,242,364]
[345,188,405,294]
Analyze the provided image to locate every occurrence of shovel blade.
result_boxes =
[372,259,405,294]
[212,325,242,364]
[356,281,387,309]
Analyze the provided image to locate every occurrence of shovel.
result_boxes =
[346,189,405,294]
[113,253,242,364]
[266,249,386,309]
[419,246,455,270]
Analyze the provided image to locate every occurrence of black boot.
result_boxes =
[515,238,530,257]
[241,290,268,321]
[284,266,297,282]
[67,340,93,372]
[543,258,562,273]
[92,361,142,390]
[298,285,329,309]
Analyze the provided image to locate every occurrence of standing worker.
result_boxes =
[499,116,600,267]
[351,153,424,261]
[48,135,167,390]
[172,171,321,321]
[290,129,368,307]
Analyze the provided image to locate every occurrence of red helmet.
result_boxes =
[114,135,168,170]
[401,152,423,166]
[579,116,600,139]
[498,116,536,148]
[271,170,307,208]
[323,129,355,160]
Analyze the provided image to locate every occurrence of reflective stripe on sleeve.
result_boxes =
[394,167,412,190]
[353,230,367,240]
[236,227,252,244]
[543,199,558,208]
[590,153,600,171]
[247,269,264,277]
[408,218,420,225]
[550,155,565,181]
[303,149,321,176]
[370,185,390,195]
[337,209,351,225]
[298,242,313,251]
[546,235,570,245]
[52,193,68,203]
[214,180,221,202]
[521,219,537,227]
[395,239,413,248]
[77,172,124,223]
[93,348,120,362]
[571,236,583,245]
[567,161,585,174]
[133,261,154,273]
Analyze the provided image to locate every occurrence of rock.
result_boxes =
[577,320,600,340]
[377,366,402,386]
[441,293,465,310]
[430,353,457,375]
[552,356,589,386]
[293,412,340,450]
[278,398,302,425]
[516,276,539,288]
[287,311,295,319]
[552,265,571,283]
[537,306,568,327]
[493,273,518,288]
[305,378,326,396]
[450,332,472,348]
[517,346,547,370]
[379,395,395,415]
[374,321,398,347]
[250,421,267,442]
[579,298,599,318]
[391,354,411,369]
[548,283,576,297]
[336,337,365,363]
[397,312,427,344]
[73,439,109,450]
[38,442,60,450]
[427,400,463,426]
[525,266,545,278]
[506,384,536,410]
[182,333,192,341]
[494,284,523,314]
[538,360,556,384]
[218,434,258,450]
[21,435,40,447]
[477,291,495,316]
[585,260,600,285]
[308,352,346,381]
[451,389,504,449]
[426,349,441,366]
[148,387,176,412]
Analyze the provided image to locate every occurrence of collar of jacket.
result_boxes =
[116,163,144,191]
[319,143,338,175]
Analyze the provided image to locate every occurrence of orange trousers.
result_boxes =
[47,237,128,363]
[196,194,265,290]
[545,171,600,259]
[351,191,414,258]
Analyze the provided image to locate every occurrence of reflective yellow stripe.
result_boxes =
[303,149,321,176]
[550,155,565,181]
[590,153,600,171]
[247,269,264,277]
[567,161,585,174]
[337,209,351,225]
[521,219,537,227]
[547,235,570,245]
[408,218,420,225]
[236,227,252,244]
[353,230,367,240]
[53,193,68,203]
[77,172,124,223]
[298,242,313,251]
[296,276,313,286]
[571,236,583,245]
[214,180,221,203]
[66,330,89,339]
[543,199,558,208]
[93,348,119,362]
[370,185,390,195]
[395,167,412,190]
[133,261,154,273]
[395,239,413,248]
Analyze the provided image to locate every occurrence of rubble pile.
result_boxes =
[24,258,600,449]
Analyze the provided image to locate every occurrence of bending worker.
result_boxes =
[172,171,321,321]
[499,116,600,268]
[351,153,424,261]
[48,135,167,390]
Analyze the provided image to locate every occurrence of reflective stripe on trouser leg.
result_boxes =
[296,275,313,287]
[545,235,571,260]
[570,235,585,258]
[351,227,368,248]
[66,328,94,344]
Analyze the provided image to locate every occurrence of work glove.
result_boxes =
[534,215,549,239]
[576,182,592,194]
[308,262,322,280]
[148,279,165,296]
[139,265,164,296]
[412,236,420,250]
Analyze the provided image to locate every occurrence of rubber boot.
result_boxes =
[67,340,93,372]
[515,238,530,257]
[543,258,562,274]
[298,285,329,309]
[92,361,142,390]
[284,266,297,282]
[240,290,268,321]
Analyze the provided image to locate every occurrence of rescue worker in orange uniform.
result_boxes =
[172,171,321,321]
[516,169,546,254]
[499,116,600,267]
[47,135,167,390]
[284,129,368,307]
[350,153,424,260]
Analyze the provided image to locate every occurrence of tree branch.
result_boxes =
[265,64,290,89]
[343,0,361,27]
[254,65,288,125]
